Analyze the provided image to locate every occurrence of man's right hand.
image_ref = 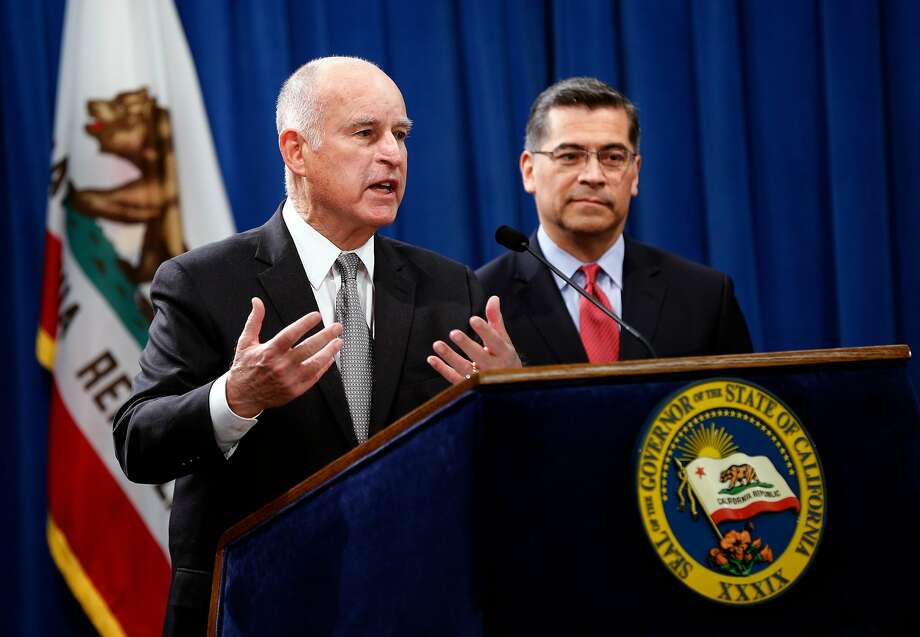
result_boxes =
[226,297,343,417]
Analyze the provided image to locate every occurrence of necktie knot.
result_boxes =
[579,263,602,288]
[335,252,361,282]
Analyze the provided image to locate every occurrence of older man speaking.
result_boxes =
[113,57,518,634]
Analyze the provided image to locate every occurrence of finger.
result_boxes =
[269,311,324,352]
[306,349,338,385]
[448,330,490,366]
[468,317,522,368]
[298,337,343,389]
[427,355,466,385]
[237,297,265,348]
[469,316,510,355]
[291,322,344,361]
[484,295,508,334]
[432,339,478,372]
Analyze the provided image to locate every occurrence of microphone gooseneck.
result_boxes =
[494,225,657,359]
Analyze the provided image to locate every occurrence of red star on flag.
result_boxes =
[695,466,706,477]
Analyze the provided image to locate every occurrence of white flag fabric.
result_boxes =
[686,452,800,525]
[38,2,234,635]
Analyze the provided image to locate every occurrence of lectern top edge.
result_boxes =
[478,344,910,386]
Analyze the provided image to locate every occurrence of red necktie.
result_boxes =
[578,263,620,362]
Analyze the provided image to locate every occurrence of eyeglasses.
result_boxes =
[532,146,638,175]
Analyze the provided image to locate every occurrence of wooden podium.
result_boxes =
[209,346,918,635]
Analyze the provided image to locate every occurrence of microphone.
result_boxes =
[495,225,657,359]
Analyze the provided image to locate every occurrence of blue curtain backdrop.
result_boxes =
[2,1,917,634]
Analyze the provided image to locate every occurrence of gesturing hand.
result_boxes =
[226,298,343,417]
[427,295,522,385]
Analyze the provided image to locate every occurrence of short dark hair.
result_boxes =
[525,77,640,152]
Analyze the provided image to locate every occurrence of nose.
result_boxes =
[577,153,606,186]
[377,132,403,165]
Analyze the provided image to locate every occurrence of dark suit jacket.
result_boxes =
[113,207,484,631]
[477,234,752,364]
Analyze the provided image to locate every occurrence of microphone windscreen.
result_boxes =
[495,225,529,252]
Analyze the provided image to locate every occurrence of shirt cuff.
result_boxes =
[209,371,260,459]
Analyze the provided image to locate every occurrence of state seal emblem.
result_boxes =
[635,379,825,604]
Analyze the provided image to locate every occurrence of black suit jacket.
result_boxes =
[113,207,484,629]
[477,234,752,364]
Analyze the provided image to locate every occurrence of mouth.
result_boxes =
[368,179,398,195]
[87,119,104,134]
[570,197,609,206]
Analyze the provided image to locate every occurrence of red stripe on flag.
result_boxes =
[39,231,62,338]
[710,496,801,525]
[48,384,170,637]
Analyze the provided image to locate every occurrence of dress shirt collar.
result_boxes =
[536,224,624,291]
[282,198,375,289]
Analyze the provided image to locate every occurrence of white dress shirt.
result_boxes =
[536,225,624,329]
[210,199,375,455]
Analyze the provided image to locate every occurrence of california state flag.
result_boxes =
[686,453,800,524]
[37,1,234,635]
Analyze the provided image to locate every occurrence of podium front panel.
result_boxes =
[213,353,919,635]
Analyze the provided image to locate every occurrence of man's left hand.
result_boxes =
[427,295,522,384]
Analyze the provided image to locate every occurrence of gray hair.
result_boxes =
[276,56,378,200]
[525,77,640,152]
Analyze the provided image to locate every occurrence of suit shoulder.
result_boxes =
[151,224,266,289]
[476,251,517,279]
[381,236,472,276]
[626,237,731,285]
[170,225,261,271]
[475,251,520,295]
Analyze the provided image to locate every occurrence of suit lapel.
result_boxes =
[621,236,666,360]
[254,207,358,447]
[518,237,587,364]
[369,236,416,435]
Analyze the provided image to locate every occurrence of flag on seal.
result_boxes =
[686,452,800,524]
[37,1,234,635]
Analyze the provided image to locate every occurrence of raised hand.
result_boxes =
[427,295,522,385]
[226,297,343,417]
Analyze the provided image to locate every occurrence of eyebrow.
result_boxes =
[347,116,413,133]
[554,142,630,152]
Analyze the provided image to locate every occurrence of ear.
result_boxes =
[630,154,641,197]
[520,150,536,194]
[279,129,308,177]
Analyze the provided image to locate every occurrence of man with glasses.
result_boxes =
[477,77,752,364]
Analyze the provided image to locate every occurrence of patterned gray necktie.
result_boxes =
[334,252,372,443]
